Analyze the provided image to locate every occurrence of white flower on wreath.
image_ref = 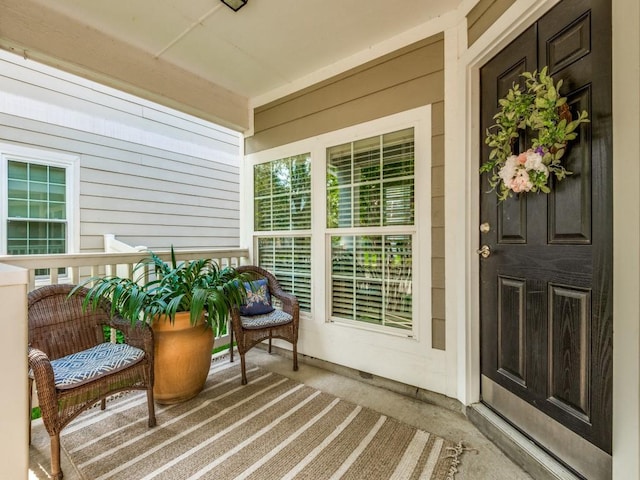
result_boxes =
[498,149,549,194]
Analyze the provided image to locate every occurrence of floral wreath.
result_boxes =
[480,67,589,202]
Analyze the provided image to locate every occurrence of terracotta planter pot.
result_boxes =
[151,311,214,404]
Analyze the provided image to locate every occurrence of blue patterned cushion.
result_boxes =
[239,278,275,316]
[240,309,293,330]
[49,343,145,389]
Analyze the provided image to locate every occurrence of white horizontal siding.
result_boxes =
[0,51,239,153]
[0,52,242,253]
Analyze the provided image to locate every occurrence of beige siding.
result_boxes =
[467,0,516,47]
[247,33,447,350]
[247,33,444,154]
[0,56,241,252]
[431,101,446,350]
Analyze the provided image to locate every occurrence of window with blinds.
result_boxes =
[327,128,415,331]
[253,154,311,312]
[254,154,311,231]
[327,128,414,228]
[256,236,311,312]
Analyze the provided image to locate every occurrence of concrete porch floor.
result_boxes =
[29,348,546,479]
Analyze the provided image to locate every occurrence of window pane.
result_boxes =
[49,239,66,254]
[29,181,48,201]
[8,199,28,218]
[385,235,412,280]
[254,163,272,197]
[383,128,414,179]
[292,193,311,229]
[274,237,293,271]
[8,161,27,180]
[327,186,352,228]
[327,144,352,187]
[271,159,290,196]
[29,201,48,219]
[355,280,383,325]
[254,154,311,231]
[355,236,382,278]
[254,198,272,231]
[331,234,412,330]
[332,279,354,320]
[272,195,291,230]
[30,164,48,182]
[383,181,414,226]
[293,237,311,275]
[332,236,354,276]
[353,137,380,183]
[291,155,311,192]
[257,237,275,270]
[354,183,380,227]
[257,236,311,313]
[49,202,66,220]
[49,167,66,184]
[385,235,412,329]
[327,128,414,230]
[8,179,27,199]
[49,184,66,203]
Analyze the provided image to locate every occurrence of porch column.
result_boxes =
[612,0,640,478]
[0,263,28,478]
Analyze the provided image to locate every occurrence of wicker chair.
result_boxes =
[230,266,299,384]
[28,284,156,480]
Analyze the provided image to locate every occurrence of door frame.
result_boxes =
[443,0,640,477]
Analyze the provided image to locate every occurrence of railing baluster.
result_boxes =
[0,248,250,293]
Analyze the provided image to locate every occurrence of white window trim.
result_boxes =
[0,142,80,255]
[321,107,430,340]
[245,106,431,342]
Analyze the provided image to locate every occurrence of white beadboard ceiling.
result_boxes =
[26,0,459,103]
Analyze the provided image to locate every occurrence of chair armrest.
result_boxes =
[28,347,59,427]
[105,315,154,353]
[270,288,300,320]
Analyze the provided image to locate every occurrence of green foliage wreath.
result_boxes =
[480,67,589,201]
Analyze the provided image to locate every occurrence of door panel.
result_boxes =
[479,0,612,477]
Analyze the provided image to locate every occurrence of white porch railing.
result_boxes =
[0,247,251,348]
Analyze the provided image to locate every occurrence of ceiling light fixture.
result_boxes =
[220,0,247,11]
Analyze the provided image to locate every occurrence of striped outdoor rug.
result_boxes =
[61,361,466,480]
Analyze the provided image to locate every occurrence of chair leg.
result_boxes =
[240,353,248,385]
[229,327,234,362]
[293,342,299,371]
[147,386,157,428]
[50,433,63,480]
[268,332,272,353]
[100,398,106,410]
[28,378,33,445]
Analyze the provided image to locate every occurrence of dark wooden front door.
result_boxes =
[479,0,612,477]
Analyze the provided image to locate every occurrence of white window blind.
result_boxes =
[256,236,311,312]
[327,128,415,331]
[253,154,312,312]
[327,128,414,228]
[254,154,311,231]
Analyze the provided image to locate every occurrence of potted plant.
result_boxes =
[73,248,249,404]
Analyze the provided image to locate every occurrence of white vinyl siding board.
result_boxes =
[0,51,241,252]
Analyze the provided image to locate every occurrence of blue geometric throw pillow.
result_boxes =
[239,278,275,316]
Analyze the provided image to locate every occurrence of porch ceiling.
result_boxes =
[0,0,460,131]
